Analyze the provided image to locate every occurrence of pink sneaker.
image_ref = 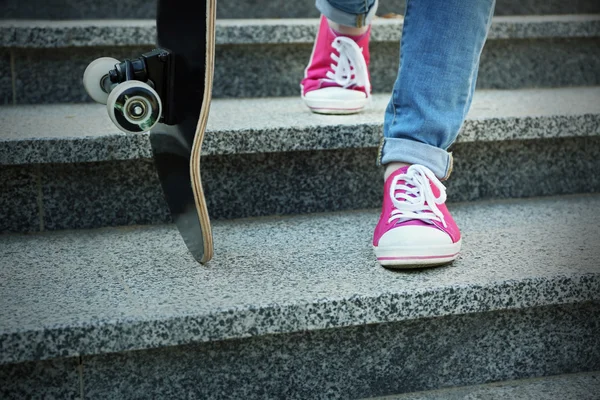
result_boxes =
[373,165,462,268]
[301,15,372,114]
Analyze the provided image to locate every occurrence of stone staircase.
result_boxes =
[1,1,599,398]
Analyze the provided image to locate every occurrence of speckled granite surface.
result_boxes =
[1,15,599,47]
[201,136,600,218]
[1,307,598,399]
[79,303,600,399]
[2,0,600,19]
[40,159,170,230]
[478,38,600,90]
[4,36,600,104]
[1,193,599,365]
[0,165,39,232]
[1,87,599,165]
[448,137,600,200]
[0,50,12,105]
[0,357,81,400]
[1,17,599,103]
[11,46,153,105]
[366,371,600,400]
[2,135,600,233]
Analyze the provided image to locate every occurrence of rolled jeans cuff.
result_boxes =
[316,0,378,28]
[378,137,454,180]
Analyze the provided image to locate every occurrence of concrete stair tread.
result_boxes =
[364,371,600,400]
[2,193,599,365]
[1,15,599,47]
[1,87,599,165]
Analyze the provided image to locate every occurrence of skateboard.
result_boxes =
[82,0,217,264]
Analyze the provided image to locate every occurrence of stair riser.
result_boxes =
[3,0,600,19]
[367,372,600,400]
[3,37,599,105]
[2,136,599,233]
[2,301,599,399]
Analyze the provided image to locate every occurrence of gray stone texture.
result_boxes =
[488,15,600,40]
[0,20,157,48]
[2,16,599,48]
[1,193,600,364]
[368,37,600,94]
[3,134,600,233]
[6,36,599,104]
[2,304,598,398]
[0,165,39,233]
[2,0,600,19]
[1,16,599,104]
[0,357,81,400]
[205,136,600,219]
[12,46,152,105]
[2,88,599,165]
[447,136,600,201]
[478,38,600,90]
[187,37,600,99]
[81,303,600,399]
[0,104,153,165]
[39,159,170,231]
[367,371,600,400]
[0,50,12,105]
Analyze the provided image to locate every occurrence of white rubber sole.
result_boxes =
[302,95,370,115]
[373,239,462,269]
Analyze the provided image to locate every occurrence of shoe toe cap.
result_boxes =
[304,87,366,100]
[378,225,452,247]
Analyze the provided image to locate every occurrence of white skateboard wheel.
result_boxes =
[106,80,162,134]
[83,57,120,104]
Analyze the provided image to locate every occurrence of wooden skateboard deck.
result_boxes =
[151,0,216,264]
[82,0,217,264]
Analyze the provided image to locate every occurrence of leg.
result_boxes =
[373,0,496,268]
[381,0,496,180]
[316,0,378,29]
[300,0,378,114]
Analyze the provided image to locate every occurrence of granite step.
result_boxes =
[364,371,600,400]
[1,87,599,234]
[3,87,599,166]
[1,15,599,104]
[2,0,600,20]
[1,193,599,398]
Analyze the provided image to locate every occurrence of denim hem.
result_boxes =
[378,137,453,180]
[316,0,379,28]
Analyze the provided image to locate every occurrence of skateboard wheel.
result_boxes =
[106,81,162,134]
[83,57,120,104]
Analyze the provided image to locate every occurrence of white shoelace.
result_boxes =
[388,165,448,228]
[324,36,371,97]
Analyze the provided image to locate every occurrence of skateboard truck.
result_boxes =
[82,49,175,133]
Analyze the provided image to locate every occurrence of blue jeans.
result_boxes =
[316,0,496,179]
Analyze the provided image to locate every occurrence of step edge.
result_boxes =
[361,370,600,400]
[1,271,598,365]
[1,109,598,165]
[0,15,599,48]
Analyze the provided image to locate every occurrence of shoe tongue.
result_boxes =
[389,166,415,200]
[389,166,433,225]
[390,165,410,178]
[393,184,418,203]
[330,28,369,43]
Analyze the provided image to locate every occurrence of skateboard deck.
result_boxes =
[82,0,217,264]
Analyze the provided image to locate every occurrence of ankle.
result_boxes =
[384,162,411,181]
[327,18,369,36]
